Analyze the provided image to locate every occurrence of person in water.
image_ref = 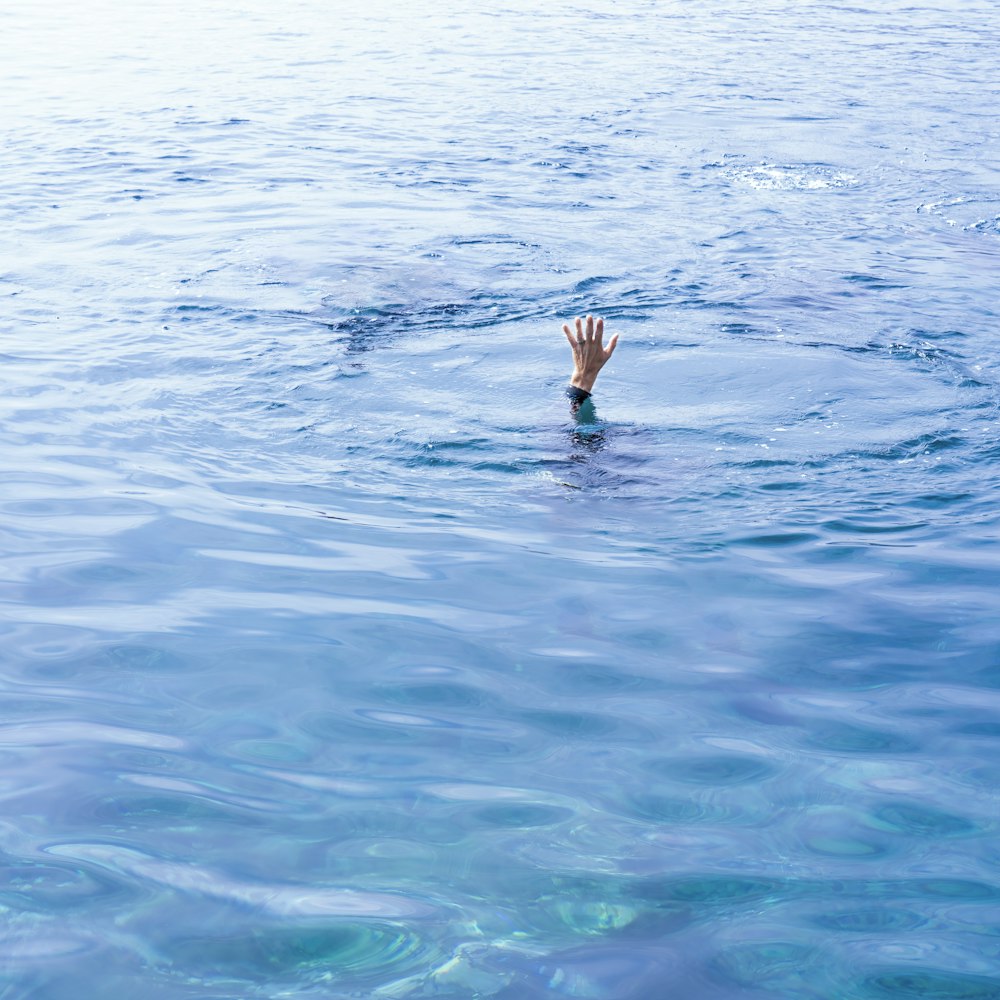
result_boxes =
[563,314,619,413]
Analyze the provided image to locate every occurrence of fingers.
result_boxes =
[569,316,597,342]
[565,315,615,350]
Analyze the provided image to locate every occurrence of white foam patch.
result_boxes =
[725,162,860,191]
[917,194,1000,233]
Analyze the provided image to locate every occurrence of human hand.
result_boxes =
[563,315,619,393]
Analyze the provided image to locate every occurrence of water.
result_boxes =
[3,0,1000,996]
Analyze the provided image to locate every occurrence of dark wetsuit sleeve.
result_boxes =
[565,384,594,417]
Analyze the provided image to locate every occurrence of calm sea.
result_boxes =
[3,1,1000,997]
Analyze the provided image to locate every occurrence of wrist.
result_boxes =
[570,373,596,393]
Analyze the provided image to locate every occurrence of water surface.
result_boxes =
[3,1,1000,997]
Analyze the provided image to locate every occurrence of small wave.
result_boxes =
[966,215,1000,236]
[918,194,1000,235]
[709,159,860,191]
[45,843,437,919]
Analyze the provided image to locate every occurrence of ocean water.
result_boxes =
[3,0,1000,996]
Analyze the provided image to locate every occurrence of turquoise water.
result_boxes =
[3,0,1000,996]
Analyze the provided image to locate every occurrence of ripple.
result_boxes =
[225,738,313,764]
[0,721,184,750]
[470,804,574,829]
[358,709,466,730]
[45,844,436,918]
[810,907,927,933]
[100,642,188,672]
[864,969,1000,999]
[897,879,1000,901]
[637,876,782,905]
[540,900,641,936]
[0,918,94,962]
[793,804,894,859]
[625,794,749,825]
[0,860,127,913]
[537,662,656,695]
[644,754,775,785]
[517,709,635,740]
[872,802,977,837]
[376,681,494,709]
[955,722,1000,738]
[803,835,886,858]
[711,941,818,990]
[805,724,916,754]
[165,922,432,984]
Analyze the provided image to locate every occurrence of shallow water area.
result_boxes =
[3,0,1000,997]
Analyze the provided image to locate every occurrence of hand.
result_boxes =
[563,315,619,393]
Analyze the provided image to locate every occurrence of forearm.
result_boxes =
[569,371,598,393]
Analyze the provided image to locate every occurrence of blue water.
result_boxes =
[3,1,1000,996]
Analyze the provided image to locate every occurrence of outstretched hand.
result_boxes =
[563,315,619,393]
